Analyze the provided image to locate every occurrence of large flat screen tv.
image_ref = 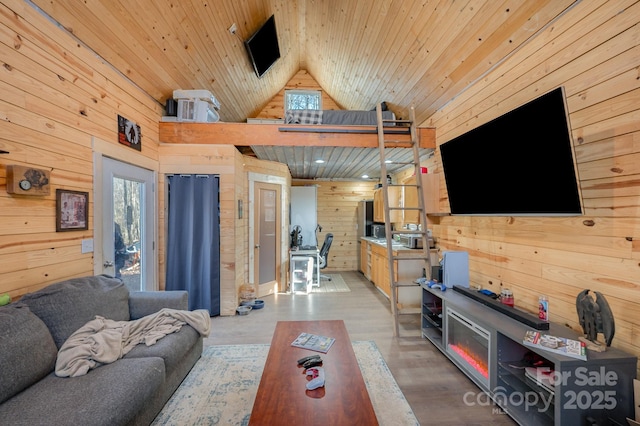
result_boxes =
[245,15,280,78]
[440,87,583,216]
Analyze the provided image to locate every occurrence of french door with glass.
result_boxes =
[100,157,155,291]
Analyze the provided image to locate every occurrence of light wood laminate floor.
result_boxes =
[206,271,516,425]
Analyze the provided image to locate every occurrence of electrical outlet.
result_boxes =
[229,23,237,34]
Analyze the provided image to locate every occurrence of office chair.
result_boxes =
[318,233,333,281]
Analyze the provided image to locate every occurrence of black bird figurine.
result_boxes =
[576,289,615,347]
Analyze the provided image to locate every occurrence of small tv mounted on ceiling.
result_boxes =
[245,15,280,78]
[440,87,583,216]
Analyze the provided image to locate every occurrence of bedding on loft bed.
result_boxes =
[285,109,396,126]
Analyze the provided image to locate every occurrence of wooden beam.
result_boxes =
[159,122,435,149]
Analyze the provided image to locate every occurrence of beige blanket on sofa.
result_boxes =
[55,308,211,377]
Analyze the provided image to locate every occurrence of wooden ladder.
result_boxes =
[375,104,433,337]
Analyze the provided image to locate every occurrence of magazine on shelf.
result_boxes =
[291,332,336,353]
[523,330,587,361]
[524,367,555,396]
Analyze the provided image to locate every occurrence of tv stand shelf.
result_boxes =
[421,284,637,426]
[452,285,549,329]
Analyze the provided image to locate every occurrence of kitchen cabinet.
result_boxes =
[373,188,384,223]
[402,173,442,224]
[402,175,420,224]
[381,260,391,297]
[372,244,391,297]
[360,239,371,279]
[421,173,441,214]
[368,240,423,305]
[370,243,384,291]
[373,187,402,223]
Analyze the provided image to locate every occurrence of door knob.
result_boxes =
[103,260,114,267]
[255,244,260,249]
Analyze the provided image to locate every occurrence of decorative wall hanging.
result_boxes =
[56,189,88,231]
[117,114,141,151]
[6,165,51,195]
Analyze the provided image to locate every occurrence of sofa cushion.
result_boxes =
[124,324,200,372]
[129,290,189,319]
[20,275,130,349]
[0,357,165,426]
[0,304,58,405]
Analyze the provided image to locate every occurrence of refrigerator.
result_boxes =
[356,200,374,267]
[290,186,318,248]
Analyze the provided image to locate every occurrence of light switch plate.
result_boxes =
[81,238,94,253]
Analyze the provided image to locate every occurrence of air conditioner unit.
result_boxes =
[173,89,220,108]
[173,89,221,123]
[176,99,220,123]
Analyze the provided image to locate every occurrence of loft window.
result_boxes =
[285,90,322,110]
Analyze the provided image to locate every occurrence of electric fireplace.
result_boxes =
[446,308,490,389]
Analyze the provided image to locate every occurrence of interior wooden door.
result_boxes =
[253,182,281,293]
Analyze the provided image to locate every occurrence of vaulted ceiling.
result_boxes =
[30,0,576,178]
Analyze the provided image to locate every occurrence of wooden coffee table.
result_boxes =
[249,320,378,425]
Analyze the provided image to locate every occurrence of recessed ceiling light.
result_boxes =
[315,159,325,164]
[385,160,393,163]
[362,174,369,179]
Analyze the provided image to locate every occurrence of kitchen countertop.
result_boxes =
[361,236,413,250]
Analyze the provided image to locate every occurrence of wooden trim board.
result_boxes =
[159,121,435,148]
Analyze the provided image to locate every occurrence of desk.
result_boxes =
[290,247,320,292]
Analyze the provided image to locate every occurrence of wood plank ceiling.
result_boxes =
[29,0,577,179]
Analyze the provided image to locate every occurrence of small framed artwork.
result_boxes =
[118,114,142,151]
[56,189,89,232]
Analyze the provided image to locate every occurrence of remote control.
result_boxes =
[306,367,325,390]
[297,354,321,365]
[302,358,323,369]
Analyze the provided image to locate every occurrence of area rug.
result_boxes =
[310,273,351,293]
[151,341,418,425]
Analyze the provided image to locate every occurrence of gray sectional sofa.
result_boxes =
[0,275,206,426]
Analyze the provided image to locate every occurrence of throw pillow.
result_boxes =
[20,275,130,349]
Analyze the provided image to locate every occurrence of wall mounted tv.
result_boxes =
[440,87,583,216]
[245,15,280,78]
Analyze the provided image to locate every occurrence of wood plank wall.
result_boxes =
[254,69,341,119]
[0,1,162,298]
[423,0,640,371]
[0,1,291,317]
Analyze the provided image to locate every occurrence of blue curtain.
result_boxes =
[166,175,220,315]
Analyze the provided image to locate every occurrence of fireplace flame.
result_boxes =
[449,344,488,379]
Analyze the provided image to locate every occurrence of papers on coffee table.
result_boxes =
[291,332,335,353]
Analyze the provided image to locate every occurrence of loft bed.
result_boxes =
[158,109,436,149]
[284,109,396,126]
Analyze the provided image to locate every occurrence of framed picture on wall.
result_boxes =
[56,189,88,232]
[117,114,142,151]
